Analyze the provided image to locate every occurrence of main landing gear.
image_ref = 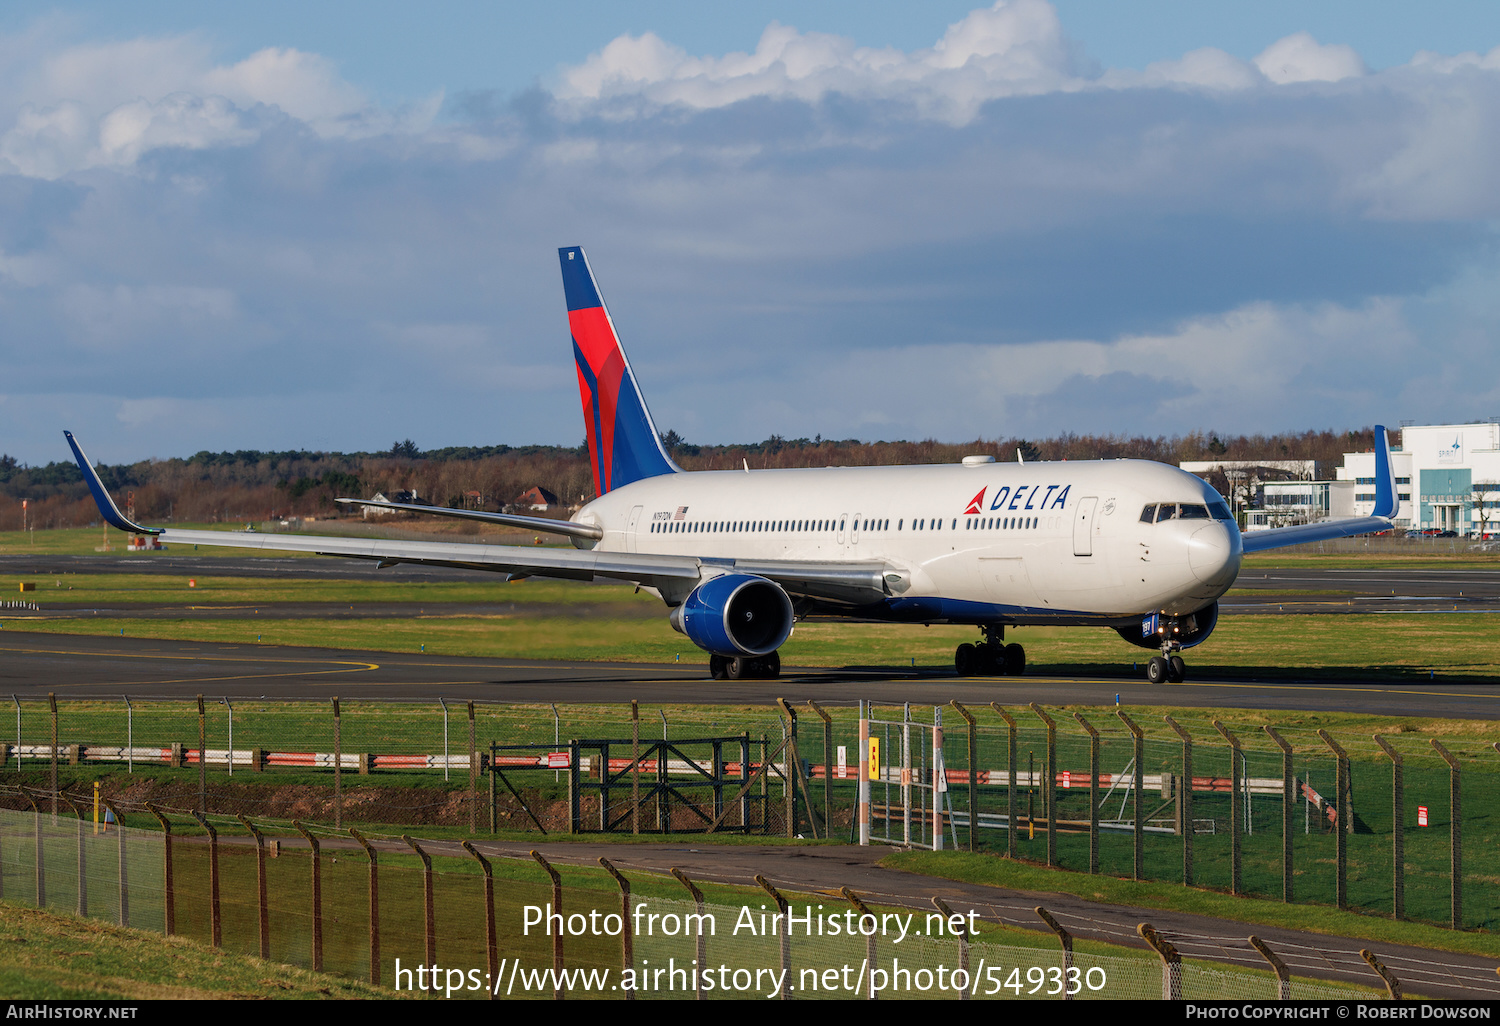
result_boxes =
[955,624,1025,677]
[709,651,781,680]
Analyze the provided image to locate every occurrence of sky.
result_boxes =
[4,2,1500,464]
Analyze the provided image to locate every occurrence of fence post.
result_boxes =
[599,858,634,1001]
[631,700,640,836]
[1361,949,1403,1000]
[670,868,709,1000]
[807,700,834,838]
[1263,726,1294,903]
[841,888,879,1000]
[1317,730,1350,909]
[349,827,379,986]
[1116,709,1144,880]
[932,897,970,1000]
[756,874,791,1001]
[1138,923,1181,1000]
[196,695,206,815]
[191,812,221,947]
[20,786,43,907]
[1213,720,1242,895]
[858,701,870,846]
[1073,713,1100,874]
[403,835,437,969]
[531,850,564,1001]
[147,804,173,935]
[1431,739,1462,929]
[990,704,1018,858]
[293,821,323,971]
[951,701,977,852]
[777,700,799,839]
[1035,906,1074,1001]
[1029,704,1057,866]
[1372,735,1404,920]
[48,694,58,821]
[461,841,497,1001]
[1164,716,1193,885]
[468,701,477,835]
[237,815,270,958]
[331,698,342,830]
[1249,935,1291,1000]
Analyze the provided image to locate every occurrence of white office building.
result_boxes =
[1337,422,1500,536]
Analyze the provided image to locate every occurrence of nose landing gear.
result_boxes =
[955,624,1025,677]
[1145,620,1188,683]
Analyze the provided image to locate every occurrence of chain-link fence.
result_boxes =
[3,695,1498,932]
[0,798,1376,1000]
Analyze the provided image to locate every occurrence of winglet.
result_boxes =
[1370,424,1397,520]
[63,431,161,535]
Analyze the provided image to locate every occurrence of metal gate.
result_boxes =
[857,703,956,850]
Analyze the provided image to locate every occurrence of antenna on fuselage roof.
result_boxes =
[1017,448,1025,463]
[743,459,750,473]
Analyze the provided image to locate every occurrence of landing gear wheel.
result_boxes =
[1002,643,1026,676]
[1146,656,1169,684]
[762,650,781,678]
[1168,655,1186,683]
[955,643,977,676]
[709,654,728,680]
[725,656,748,681]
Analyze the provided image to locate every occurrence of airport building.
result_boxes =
[1183,421,1500,536]
[1338,422,1500,536]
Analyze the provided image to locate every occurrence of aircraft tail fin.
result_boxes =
[559,247,679,496]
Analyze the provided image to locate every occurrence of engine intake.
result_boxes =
[669,574,794,657]
[1115,601,1219,651]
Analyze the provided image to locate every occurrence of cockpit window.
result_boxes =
[1209,501,1233,521]
[1139,504,1157,523]
[1179,504,1210,520]
[1155,504,1177,522]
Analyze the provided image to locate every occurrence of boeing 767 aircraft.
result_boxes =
[66,247,1399,683]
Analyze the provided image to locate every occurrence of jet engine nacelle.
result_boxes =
[1115,601,1219,651]
[669,573,794,657]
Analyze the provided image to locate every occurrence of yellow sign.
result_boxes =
[867,737,879,781]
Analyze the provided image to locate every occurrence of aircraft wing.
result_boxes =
[1238,424,1398,554]
[65,431,891,603]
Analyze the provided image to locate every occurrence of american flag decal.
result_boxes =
[674,506,688,520]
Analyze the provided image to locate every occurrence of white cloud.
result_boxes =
[1253,32,1366,85]
[556,0,1083,123]
[0,34,438,178]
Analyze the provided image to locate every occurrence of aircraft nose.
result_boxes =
[1187,522,1239,587]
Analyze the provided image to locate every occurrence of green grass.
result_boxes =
[8,610,1500,682]
[2,572,656,609]
[885,850,1500,960]
[0,902,393,999]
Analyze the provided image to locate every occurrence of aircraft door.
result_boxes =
[1073,496,1097,556]
[625,505,643,553]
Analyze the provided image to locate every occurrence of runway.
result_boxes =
[0,631,1495,717]
[0,555,1496,713]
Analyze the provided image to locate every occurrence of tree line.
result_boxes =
[0,427,1377,533]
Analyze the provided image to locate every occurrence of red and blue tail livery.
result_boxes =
[560,246,678,496]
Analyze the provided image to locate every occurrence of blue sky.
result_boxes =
[4,2,1500,463]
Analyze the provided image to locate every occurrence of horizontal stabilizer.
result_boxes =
[334,498,603,541]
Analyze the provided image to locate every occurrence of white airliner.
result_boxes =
[66,247,1399,684]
